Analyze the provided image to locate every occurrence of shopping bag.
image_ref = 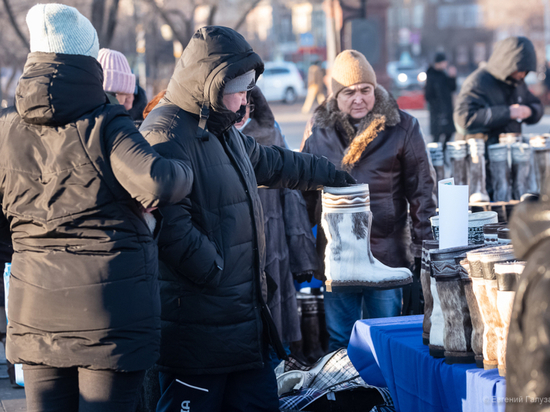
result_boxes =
[4,263,24,387]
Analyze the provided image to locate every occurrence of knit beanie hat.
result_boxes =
[434,52,447,63]
[224,70,256,95]
[331,50,376,97]
[26,3,99,59]
[98,48,136,95]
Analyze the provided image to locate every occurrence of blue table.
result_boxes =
[347,315,506,412]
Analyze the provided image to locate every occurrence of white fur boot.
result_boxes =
[321,184,412,291]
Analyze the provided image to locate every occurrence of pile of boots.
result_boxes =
[464,245,517,375]
[292,291,329,365]
[321,184,412,290]
[427,244,483,363]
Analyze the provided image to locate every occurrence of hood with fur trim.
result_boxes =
[312,86,400,168]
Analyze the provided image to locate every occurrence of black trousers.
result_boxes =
[156,357,279,412]
[23,365,145,412]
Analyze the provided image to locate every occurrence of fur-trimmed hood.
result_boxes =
[312,86,400,168]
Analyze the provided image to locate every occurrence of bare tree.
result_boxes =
[90,0,122,48]
[1,0,30,50]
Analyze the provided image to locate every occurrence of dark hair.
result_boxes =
[434,52,447,63]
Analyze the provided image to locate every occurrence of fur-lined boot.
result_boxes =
[421,240,439,345]
[488,144,512,201]
[511,143,532,200]
[427,142,445,186]
[461,256,485,368]
[447,141,469,185]
[431,245,483,363]
[321,184,412,291]
[467,139,490,202]
[494,261,525,377]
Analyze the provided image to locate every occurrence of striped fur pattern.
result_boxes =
[436,278,473,353]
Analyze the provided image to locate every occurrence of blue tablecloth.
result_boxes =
[347,315,506,412]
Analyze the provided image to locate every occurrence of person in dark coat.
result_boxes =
[0,4,193,411]
[454,36,543,147]
[425,52,457,147]
[301,49,436,351]
[506,190,550,410]
[236,86,319,364]
[139,26,353,411]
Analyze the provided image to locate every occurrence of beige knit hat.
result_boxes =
[331,50,376,97]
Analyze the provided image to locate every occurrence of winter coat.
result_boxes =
[301,86,436,280]
[506,197,550,409]
[0,52,193,371]
[139,26,340,376]
[454,36,543,146]
[425,66,456,137]
[242,86,318,343]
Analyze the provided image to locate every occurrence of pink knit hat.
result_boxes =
[97,48,136,95]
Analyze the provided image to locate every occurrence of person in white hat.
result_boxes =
[0,4,193,411]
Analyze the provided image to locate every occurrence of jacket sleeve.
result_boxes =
[282,189,318,275]
[142,128,223,287]
[424,76,436,103]
[241,133,337,190]
[453,82,511,135]
[521,83,544,125]
[448,75,457,93]
[157,201,224,286]
[401,119,437,258]
[104,113,193,209]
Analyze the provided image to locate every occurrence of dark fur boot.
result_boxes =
[421,240,439,345]
[460,257,485,367]
[530,137,550,193]
[431,245,483,364]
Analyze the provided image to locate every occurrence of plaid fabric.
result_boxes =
[278,349,396,411]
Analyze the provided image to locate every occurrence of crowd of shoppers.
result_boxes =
[9,2,547,412]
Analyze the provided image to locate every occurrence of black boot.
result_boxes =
[300,295,325,364]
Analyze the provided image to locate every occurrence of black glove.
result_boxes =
[331,170,356,187]
[294,271,314,284]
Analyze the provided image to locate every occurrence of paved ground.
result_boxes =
[271,98,550,150]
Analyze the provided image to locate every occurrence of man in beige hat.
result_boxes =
[300,49,436,350]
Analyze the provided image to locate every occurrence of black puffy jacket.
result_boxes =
[140,26,340,375]
[0,52,193,371]
[454,36,543,145]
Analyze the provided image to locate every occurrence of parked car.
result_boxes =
[387,61,426,91]
[256,61,306,104]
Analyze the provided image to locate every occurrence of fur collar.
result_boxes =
[313,86,400,169]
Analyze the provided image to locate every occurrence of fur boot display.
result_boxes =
[467,139,490,202]
[494,261,525,377]
[421,240,439,345]
[511,143,532,200]
[467,245,515,369]
[431,245,483,364]
[447,141,469,185]
[321,184,412,291]
[427,142,445,186]
[488,143,512,201]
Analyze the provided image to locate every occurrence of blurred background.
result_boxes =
[2,0,550,147]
